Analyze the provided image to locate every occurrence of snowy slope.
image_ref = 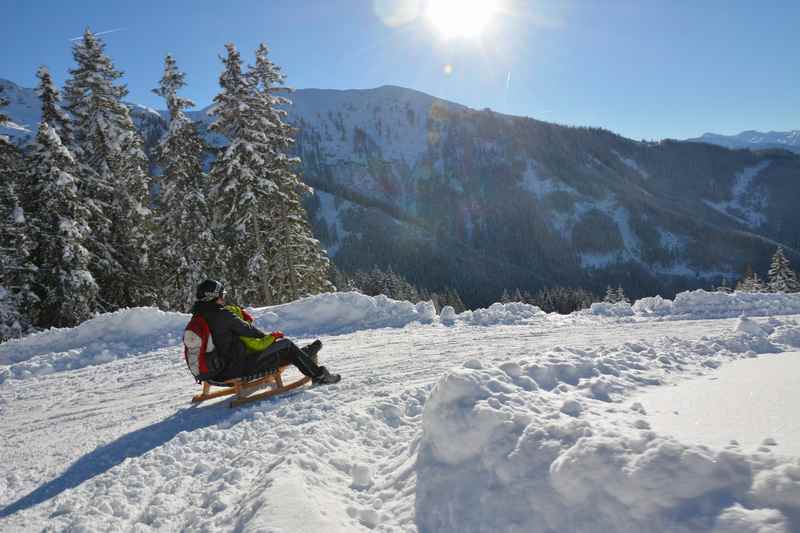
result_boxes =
[638,349,800,456]
[1,291,800,532]
[0,79,38,146]
[5,77,800,304]
[689,130,800,154]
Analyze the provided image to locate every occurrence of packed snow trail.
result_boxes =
[1,292,799,531]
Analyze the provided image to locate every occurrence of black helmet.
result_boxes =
[196,279,226,302]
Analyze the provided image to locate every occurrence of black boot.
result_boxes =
[302,340,322,366]
[313,366,341,385]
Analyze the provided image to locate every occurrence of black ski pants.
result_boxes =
[217,338,322,381]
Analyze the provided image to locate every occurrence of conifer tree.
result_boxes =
[36,66,73,147]
[532,287,596,314]
[64,28,153,309]
[768,247,800,293]
[736,265,766,292]
[247,43,333,302]
[27,119,98,327]
[208,43,274,303]
[615,285,630,304]
[209,43,332,304]
[385,265,401,298]
[0,97,9,127]
[0,122,38,338]
[444,287,466,313]
[151,54,215,310]
[604,286,617,303]
[522,290,533,304]
[330,267,351,293]
[716,277,732,293]
[0,211,38,339]
[736,265,754,292]
[752,273,767,292]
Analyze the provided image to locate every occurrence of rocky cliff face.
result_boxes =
[4,79,799,305]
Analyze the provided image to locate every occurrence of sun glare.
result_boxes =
[426,0,498,39]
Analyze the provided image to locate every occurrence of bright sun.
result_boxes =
[426,0,499,39]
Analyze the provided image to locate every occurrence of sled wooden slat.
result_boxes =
[229,375,311,407]
[190,366,310,407]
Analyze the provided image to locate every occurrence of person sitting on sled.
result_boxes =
[191,279,341,385]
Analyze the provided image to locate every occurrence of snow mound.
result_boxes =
[633,290,800,320]
[0,292,438,382]
[589,301,635,317]
[0,308,186,382]
[769,321,800,348]
[417,349,800,533]
[631,294,674,316]
[735,316,767,336]
[249,292,436,336]
[454,301,545,326]
[439,305,457,324]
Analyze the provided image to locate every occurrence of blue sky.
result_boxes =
[3,0,798,140]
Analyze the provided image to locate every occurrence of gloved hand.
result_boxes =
[270,331,284,340]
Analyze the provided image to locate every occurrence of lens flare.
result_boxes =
[426,0,499,38]
[373,0,422,27]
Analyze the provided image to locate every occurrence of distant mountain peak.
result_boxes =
[689,129,800,153]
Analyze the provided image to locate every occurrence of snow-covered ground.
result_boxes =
[1,291,799,532]
[638,350,800,456]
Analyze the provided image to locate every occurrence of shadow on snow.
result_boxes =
[0,401,230,519]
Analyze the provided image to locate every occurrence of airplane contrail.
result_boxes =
[506,71,511,90]
[69,28,127,41]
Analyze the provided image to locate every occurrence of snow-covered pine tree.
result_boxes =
[208,43,273,303]
[716,277,732,293]
[373,265,391,296]
[500,289,511,303]
[752,273,767,292]
[151,54,215,311]
[27,117,98,327]
[246,43,333,302]
[0,96,9,127]
[385,265,401,298]
[36,66,74,148]
[767,247,800,293]
[604,286,617,303]
[64,28,153,309]
[736,265,754,292]
[209,43,332,304]
[615,285,630,304]
[736,267,766,293]
[0,119,39,338]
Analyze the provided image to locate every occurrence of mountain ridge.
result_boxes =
[3,77,800,305]
[5,76,799,154]
[687,130,800,153]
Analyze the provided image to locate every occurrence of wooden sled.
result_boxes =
[191,366,311,408]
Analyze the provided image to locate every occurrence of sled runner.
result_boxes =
[191,366,311,407]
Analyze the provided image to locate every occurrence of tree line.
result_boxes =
[332,266,468,313]
[0,29,332,340]
[729,247,800,293]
